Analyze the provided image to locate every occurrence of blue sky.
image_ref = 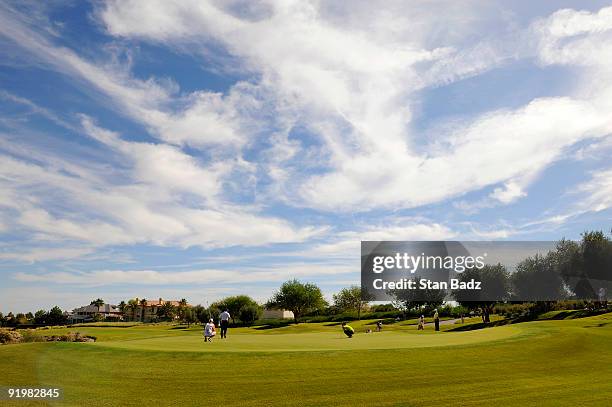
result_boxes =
[1,0,611,312]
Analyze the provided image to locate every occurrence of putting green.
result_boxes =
[90,325,525,352]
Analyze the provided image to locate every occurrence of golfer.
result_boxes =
[433,309,440,331]
[376,320,383,332]
[341,322,355,338]
[219,309,230,339]
[417,315,425,330]
[203,318,216,342]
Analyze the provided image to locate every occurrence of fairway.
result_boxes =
[2,314,612,406]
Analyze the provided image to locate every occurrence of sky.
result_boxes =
[0,0,611,313]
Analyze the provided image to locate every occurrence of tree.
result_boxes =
[5,312,16,327]
[267,279,328,323]
[239,304,262,325]
[580,231,612,299]
[453,264,510,323]
[207,303,223,322]
[139,298,148,322]
[512,253,566,303]
[333,286,373,320]
[156,302,176,321]
[127,299,138,321]
[228,296,256,324]
[118,301,127,314]
[553,231,612,300]
[212,295,259,324]
[554,238,582,283]
[90,298,105,308]
[176,299,189,321]
[47,306,67,326]
[0,312,4,327]
[127,299,139,321]
[183,308,197,327]
[192,305,207,324]
[15,313,28,325]
[392,277,445,317]
[34,310,48,325]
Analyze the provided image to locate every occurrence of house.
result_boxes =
[262,308,295,319]
[124,298,188,322]
[68,304,122,324]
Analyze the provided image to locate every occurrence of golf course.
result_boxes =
[2,312,612,406]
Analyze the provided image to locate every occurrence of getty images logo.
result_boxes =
[371,252,487,274]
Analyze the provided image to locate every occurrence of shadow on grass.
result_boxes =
[583,322,611,328]
[252,321,294,330]
[447,319,511,331]
[448,309,612,332]
[558,309,607,319]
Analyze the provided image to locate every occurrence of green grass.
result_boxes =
[1,314,612,406]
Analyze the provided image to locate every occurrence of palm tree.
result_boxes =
[90,298,104,308]
[157,302,176,321]
[177,298,188,323]
[118,301,127,320]
[139,298,148,322]
[127,299,138,322]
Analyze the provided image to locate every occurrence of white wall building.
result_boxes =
[262,308,295,319]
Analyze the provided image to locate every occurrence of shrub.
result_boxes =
[0,329,22,344]
[0,329,95,344]
[44,332,95,342]
[493,303,532,318]
[371,304,397,312]
[20,329,45,343]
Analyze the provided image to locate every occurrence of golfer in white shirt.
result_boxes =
[219,310,230,338]
[203,319,216,342]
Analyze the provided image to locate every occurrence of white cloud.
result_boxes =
[98,1,612,213]
[0,247,95,262]
[573,134,612,161]
[18,208,134,245]
[0,2,327,254]
[309,221,456,258]
[468,227,515,240]
[80,116,225,201]
[533,7,612,94]
[0,90,77,131]
[13,262,357,286]
[0,4,251,148]
[490,181,527,205]
[0,134,322,250]
[507,169,612,232]
[300,97,610,210]
[546,7,612,37]
[573,169,612,213]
